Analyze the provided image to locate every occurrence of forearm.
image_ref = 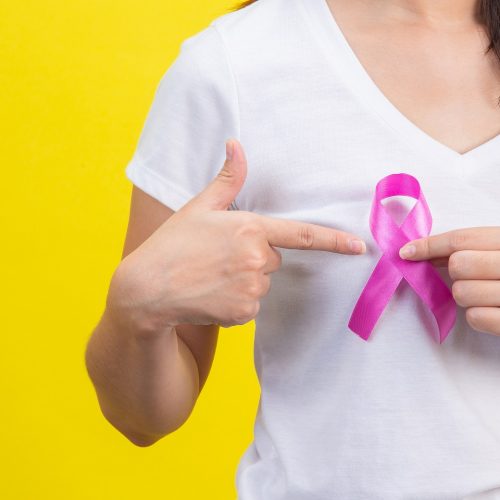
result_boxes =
[84,307,199,446]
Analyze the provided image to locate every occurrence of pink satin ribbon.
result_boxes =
[348,172,456,344]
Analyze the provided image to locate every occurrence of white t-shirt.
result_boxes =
[125,0,500,498]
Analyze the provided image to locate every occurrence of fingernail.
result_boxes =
[399,244,416,259]
[348,239,366,254]
[225,140,234,161]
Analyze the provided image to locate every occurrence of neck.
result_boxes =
[377,0,479,25]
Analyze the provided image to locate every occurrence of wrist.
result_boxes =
[102,301,176,342]
[105,264,178,339]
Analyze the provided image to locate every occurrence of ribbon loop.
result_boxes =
[348,173,456,344]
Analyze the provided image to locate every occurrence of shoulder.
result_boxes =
[171,0,305,94]
[178,0,294,62]
[210,0,289,36]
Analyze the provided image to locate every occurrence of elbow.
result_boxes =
[108,416,170,448]
[100,406,188,447]
[125,431,161,448]
[124,423,188,447]
[96,399,189,448]
[115,420,168,447]
[124,416,190,447]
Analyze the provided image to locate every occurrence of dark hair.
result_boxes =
[230,0,258,10]
[230,0,500,66]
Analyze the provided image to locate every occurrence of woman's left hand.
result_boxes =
[398,227,500,336]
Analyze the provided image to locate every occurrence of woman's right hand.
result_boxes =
[107,139,367,334]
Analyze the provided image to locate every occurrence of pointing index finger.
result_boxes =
[257,214,367,255]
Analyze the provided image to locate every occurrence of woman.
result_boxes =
[85,0,500,498]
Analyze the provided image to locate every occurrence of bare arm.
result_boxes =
[85,139,365,446]
[85,186,218,447]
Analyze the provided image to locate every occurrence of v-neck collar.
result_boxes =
[298,0,500,169]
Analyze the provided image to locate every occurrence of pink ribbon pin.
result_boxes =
[348,172,456,344]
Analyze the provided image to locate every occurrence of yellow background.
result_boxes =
[1,1,259,498]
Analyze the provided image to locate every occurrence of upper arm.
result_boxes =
[121,184,219,394]
[116,26,237,394]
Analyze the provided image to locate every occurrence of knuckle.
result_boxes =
[216,164,235,182]
[448,252,462,279]
[247,278,264,298]
[297,224,315,249]
[331,231,339,252]
[239,302,255,319]
[234,302,259,324]
[244,250,268,270]
[449,231,468,252]
[239,219,263,236]
[465,307,482,330]
[233,217,262,239]
[421,237,431,259]
[451,280,466,306]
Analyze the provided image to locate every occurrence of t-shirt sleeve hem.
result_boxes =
[125,156,195,212]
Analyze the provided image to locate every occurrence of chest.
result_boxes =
[235,0,500,222]
[326,0,500,155]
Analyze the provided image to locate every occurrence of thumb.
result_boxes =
[186,138,247,212]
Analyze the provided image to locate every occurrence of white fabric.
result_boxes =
[125,0,500,498]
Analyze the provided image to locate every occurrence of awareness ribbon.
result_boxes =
[348,172,456,344]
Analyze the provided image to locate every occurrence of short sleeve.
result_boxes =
[125,24,240,211]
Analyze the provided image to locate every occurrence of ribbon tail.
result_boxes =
[348,254,402,340]
[432,295,457,344]
[397,260,457,344]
